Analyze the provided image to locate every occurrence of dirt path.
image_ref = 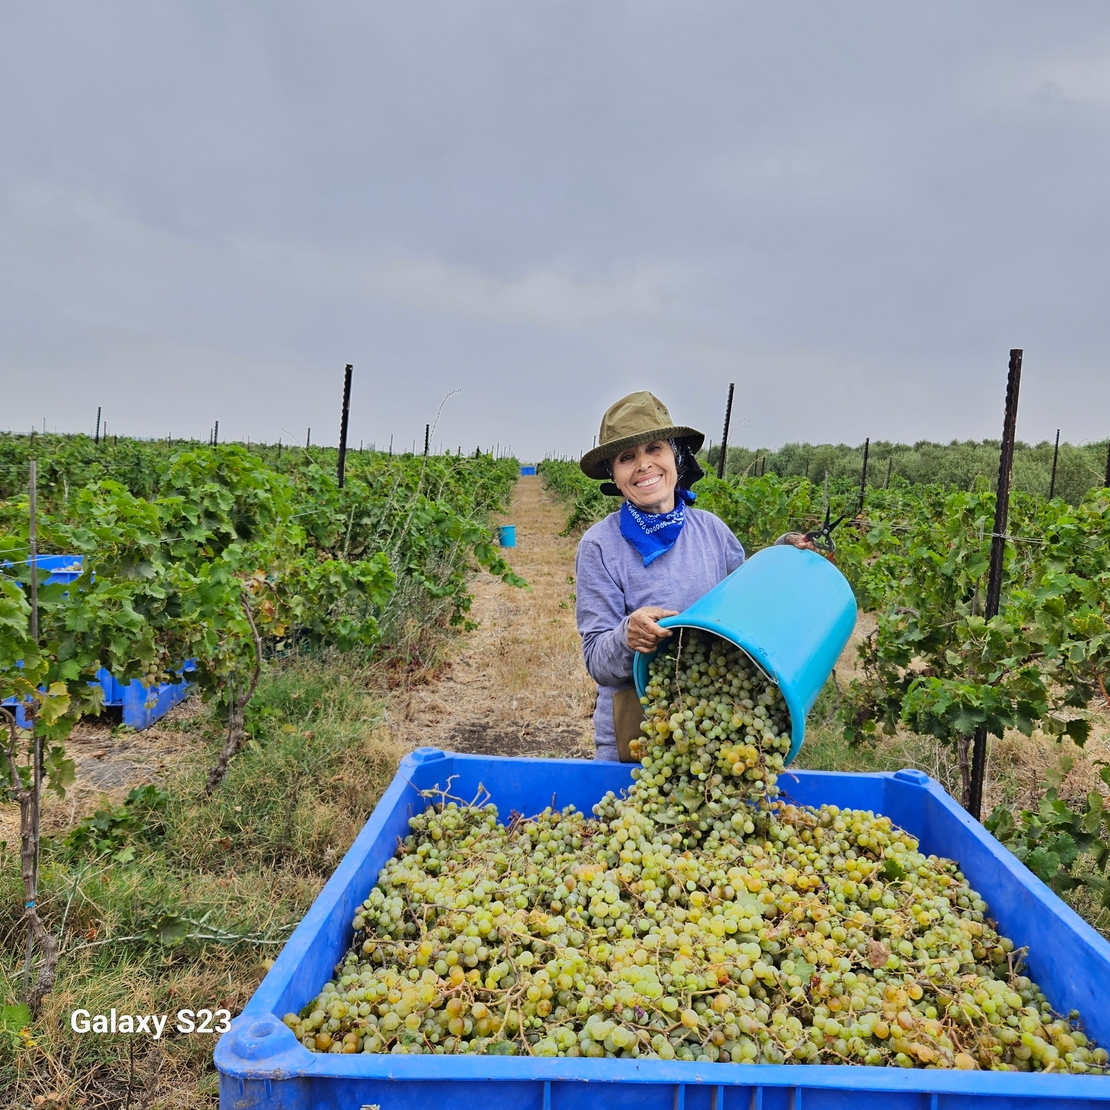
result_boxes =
[393,475,596,758]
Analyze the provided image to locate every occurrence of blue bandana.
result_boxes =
[619,487,696,565]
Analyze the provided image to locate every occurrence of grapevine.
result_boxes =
[0,443,524,779]
[292,630,1106,1073]
[0,438,525,1010]
[542,461,1110,902]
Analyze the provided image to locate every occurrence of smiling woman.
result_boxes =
[610,439,679,513]
[572,392,738,763]
[573,391,813,763]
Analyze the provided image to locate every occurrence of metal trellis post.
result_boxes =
[1049,428,1060,500]
[717,383,735,480]
[337,364,353,488]
[968,349,1022,821]
[859,438,870,511]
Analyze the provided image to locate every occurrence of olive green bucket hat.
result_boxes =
[579,391,705,480]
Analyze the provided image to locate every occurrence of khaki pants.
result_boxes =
[612,688,645,763]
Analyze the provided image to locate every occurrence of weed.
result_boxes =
[64,786,170,861]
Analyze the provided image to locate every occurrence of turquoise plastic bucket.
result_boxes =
[498,525,516,548]
[632,545,857,764]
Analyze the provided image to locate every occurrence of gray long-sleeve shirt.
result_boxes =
[574,507,745,760]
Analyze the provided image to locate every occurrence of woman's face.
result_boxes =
[611,440,679,513]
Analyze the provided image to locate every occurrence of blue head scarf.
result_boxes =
[619,486,697,565]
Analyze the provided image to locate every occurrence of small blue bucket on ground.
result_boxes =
[633,545,856,764]
[498,525,516,547]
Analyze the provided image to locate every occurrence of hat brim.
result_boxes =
[579,427,705,480]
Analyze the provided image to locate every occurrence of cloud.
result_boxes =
[971,49,1110,110]
[236,242,682,329]
[0,182,233,329]
[360,256,673,327]
[0,182,679,336]
[715,142,862,195]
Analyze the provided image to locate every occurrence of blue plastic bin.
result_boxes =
[0,553,84,584]
[4,662,195,731]
[633,546,857,764]
[2,555,86,727]
[520,465,537,476]
[215,750,1110,1108]
[1,555,195,730]
[499,524,517,547]
[11,554,85,579]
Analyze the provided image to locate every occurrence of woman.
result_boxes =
[574,390,810,762]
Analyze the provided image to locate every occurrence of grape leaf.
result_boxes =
[867,940,890,969]
[144,913,190,946]
[1065,718,1091,746]
[1081,793,1105,836]
[793,958,817,982]
[1049,833,1079,868]
[882,859,906,882]
[0,1004,31,1032]
[984,805,1015,842]
[1045,758,1074,791]
[1024,848,1061,883]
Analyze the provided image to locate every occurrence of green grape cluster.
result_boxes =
[632,633,792,823]
[289,629,1107,1075]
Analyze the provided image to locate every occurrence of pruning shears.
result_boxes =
[804,505,849,555]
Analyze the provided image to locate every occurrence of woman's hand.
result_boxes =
[626,607,679,653]
[780,532,819,552]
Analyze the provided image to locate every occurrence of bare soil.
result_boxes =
[0,700,208,846]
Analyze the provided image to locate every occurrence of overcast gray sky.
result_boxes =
[2,2,1109,459]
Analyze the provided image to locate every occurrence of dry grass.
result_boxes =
[983,704,1110,813]
[0,659,407,1109]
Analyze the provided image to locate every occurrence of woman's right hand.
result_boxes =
[626,607,679,653]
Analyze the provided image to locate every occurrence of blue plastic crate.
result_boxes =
[0,553,85,584]
[215,751,1110,1108]
[93,662,197,728]
[4,666,195,730]
[1,555,194,729]
[2,555,86,727]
